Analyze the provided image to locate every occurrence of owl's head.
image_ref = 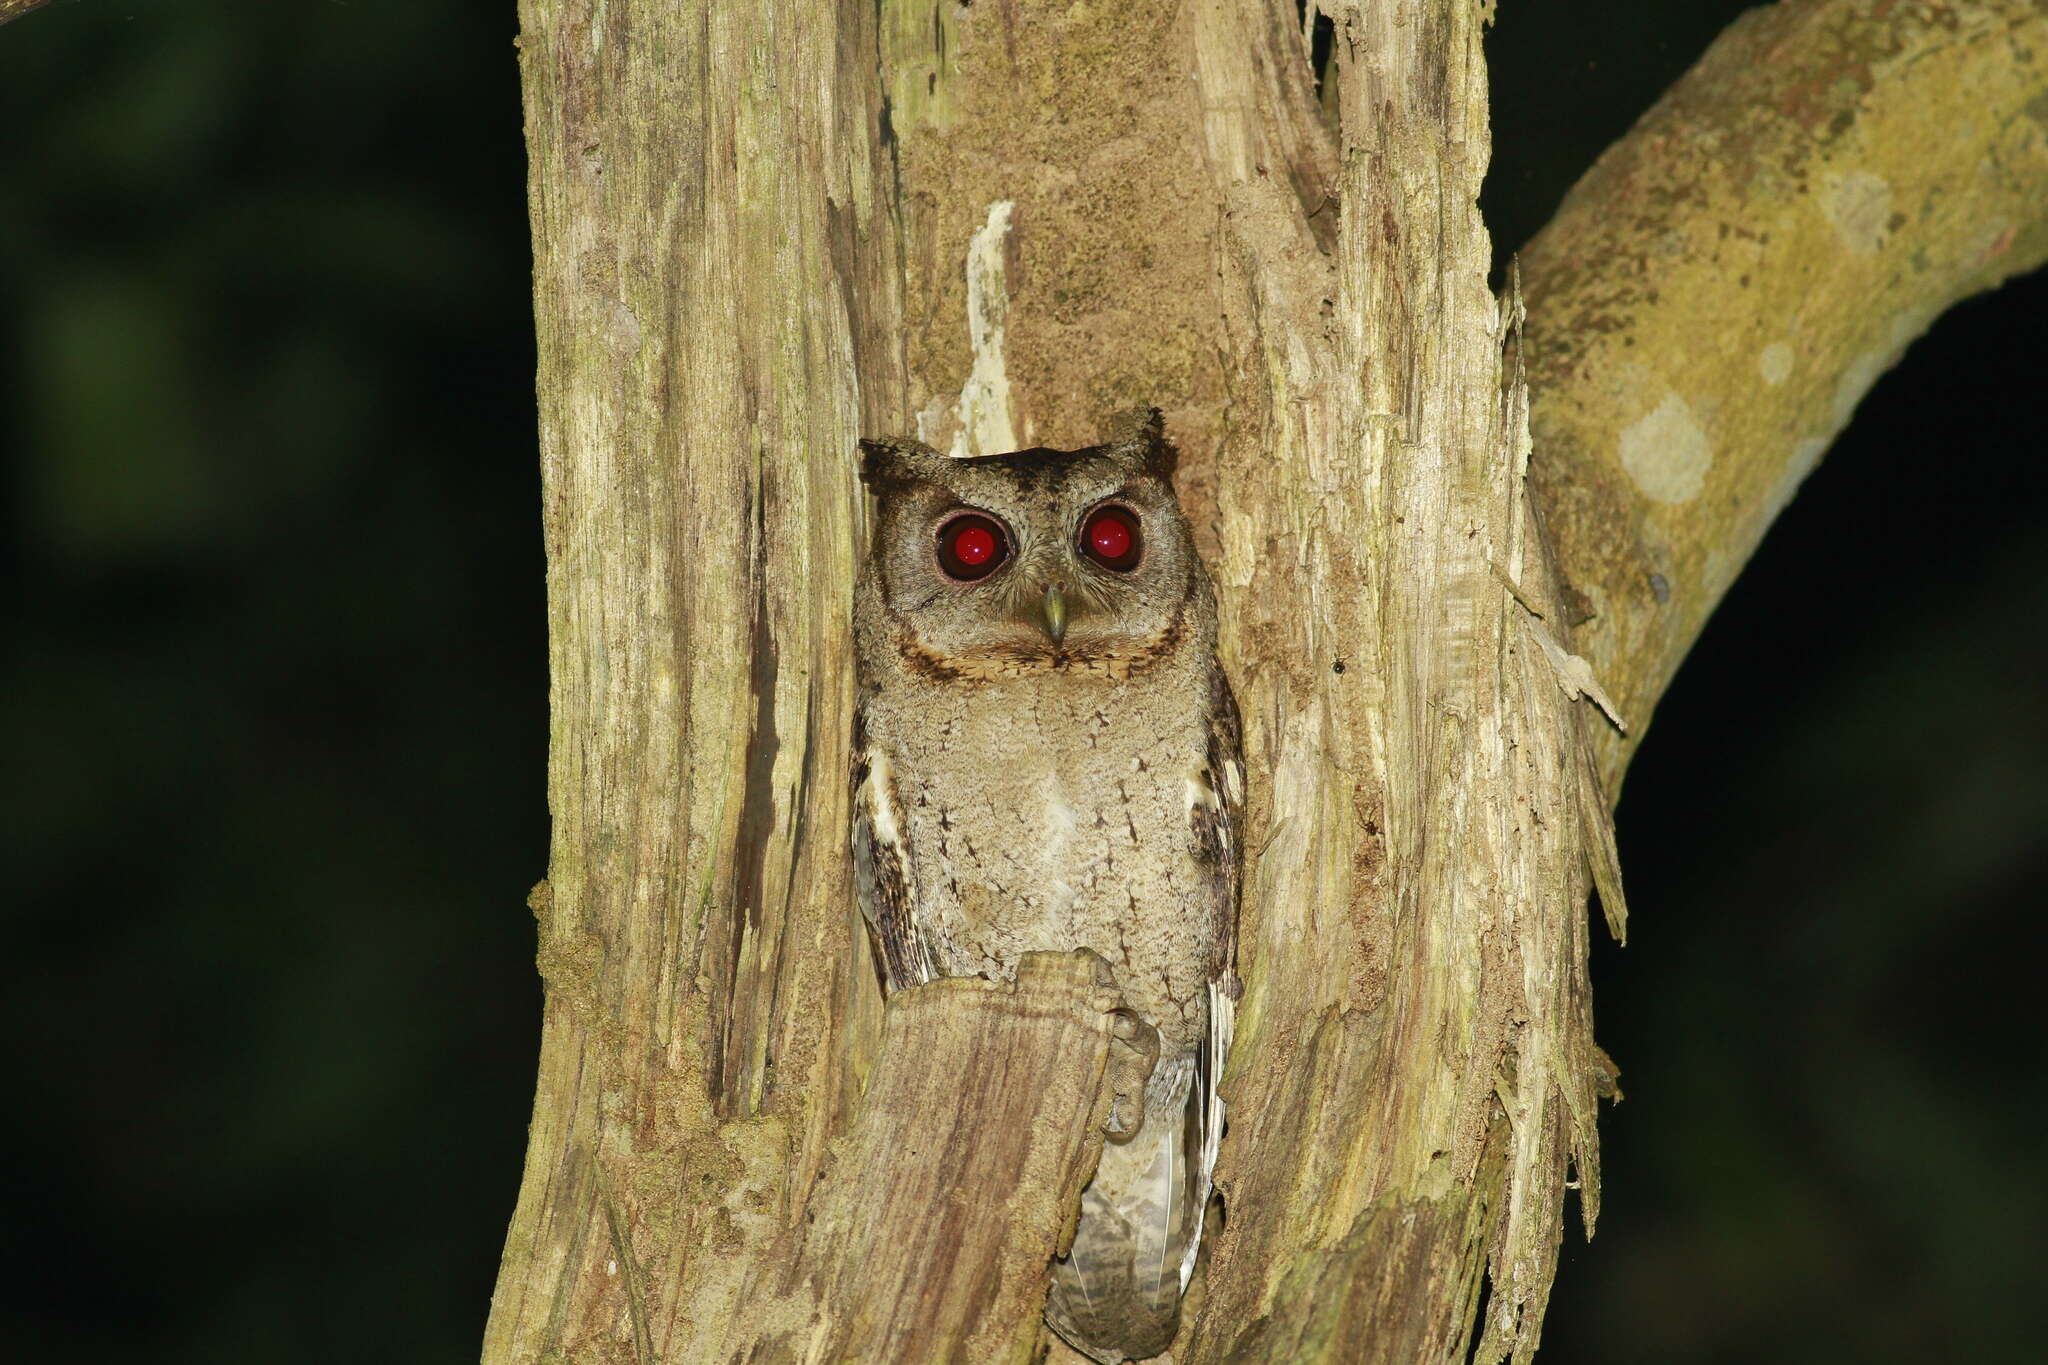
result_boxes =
[856,411,1210,681]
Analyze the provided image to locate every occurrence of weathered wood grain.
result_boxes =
[484,0,902,1359]
[742,952,1158,1364]
[1172,4,1617,1359]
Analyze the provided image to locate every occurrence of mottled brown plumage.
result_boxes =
[851,411,1242,1363]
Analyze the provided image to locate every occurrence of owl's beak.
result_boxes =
[1035,583,1068,646]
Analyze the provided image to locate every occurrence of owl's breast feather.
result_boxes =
[885,673,1216,1051]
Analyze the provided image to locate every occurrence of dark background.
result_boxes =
[1,2,2039,1362]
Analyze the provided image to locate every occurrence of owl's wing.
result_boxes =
[1193,664,1245,982]
[1046,668,1246,1362]
[1184,662,1244,1288]
[851,719,933,992]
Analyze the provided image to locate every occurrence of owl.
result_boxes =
[850,410,1243,1363]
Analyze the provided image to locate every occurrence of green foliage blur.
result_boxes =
[1,3,541,1361]
[1,2,2041,1363]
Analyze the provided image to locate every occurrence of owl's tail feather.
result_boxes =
[1045,1056,1204,1363]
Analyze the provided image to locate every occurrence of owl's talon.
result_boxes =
[1101,1085,1147,1143]
[1104,1095,1132,1139]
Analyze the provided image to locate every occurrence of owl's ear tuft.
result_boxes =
[859,438,912,490]
[1141,414,1178,480]
[1104,406,1176,479]
[862,435,954,492]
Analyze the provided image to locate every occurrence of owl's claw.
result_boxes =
[1101,1005,1159,1143]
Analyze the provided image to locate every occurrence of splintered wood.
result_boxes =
[752,952,1156,1364]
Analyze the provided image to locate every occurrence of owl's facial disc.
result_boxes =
[860,434,1201,678]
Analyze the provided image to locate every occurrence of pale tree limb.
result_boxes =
[0,0,52,29]
[1520,0,2048,793]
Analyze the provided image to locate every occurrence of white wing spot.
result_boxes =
[866,752,902,843]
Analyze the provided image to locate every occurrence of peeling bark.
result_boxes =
[1180,5,1619,1359]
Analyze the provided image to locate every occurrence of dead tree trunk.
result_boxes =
[485,1,2047,1361]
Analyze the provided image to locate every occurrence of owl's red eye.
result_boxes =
[1079,505,1142,572]
[935,512,1010,582]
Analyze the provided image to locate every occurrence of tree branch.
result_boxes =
[1520,0,2048,792]
[0,0,52,29]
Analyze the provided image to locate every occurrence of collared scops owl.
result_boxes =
[850,409,1243,1363]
